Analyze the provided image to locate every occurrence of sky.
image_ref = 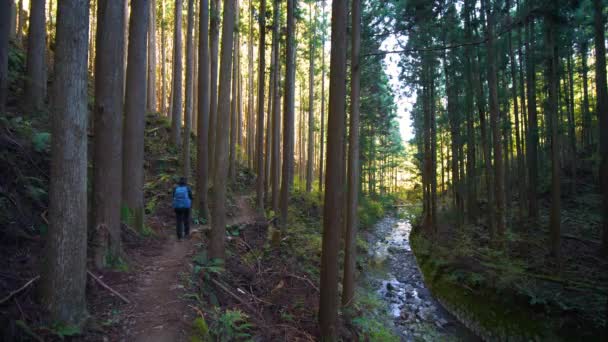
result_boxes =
[380,33,416,143]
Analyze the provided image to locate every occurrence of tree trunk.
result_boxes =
[271,0,281,213]
[318,0,326,196]
[256,0,266,211]
[526,17,539,221]
[183,0,195,178]
[580,41,591,153]
[147,0,157,112]
[93,0,126,269]
[160,0,167,114]
[593,0,608,253]
[280,0,296,227]
[318,0,346,338]
[545,8,561,258]
[247,0,254,169]
[122,0,150,234]
[566,49,576,193]
[507,0,525,221]
[25,0,47,111]
[40,0,89,326]
[208,0,220,180]
[306,2,315,193]
[483,0,506,242]
[9,1,16,40]
[209,0,235,260]
[464,0,476,222]
[342,0,359,308]
[171,0,183,148]
[0,0,9,113]
[196,0,210,220]
[229,4,239,182]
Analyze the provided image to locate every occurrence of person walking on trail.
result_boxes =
[173,177,192,240]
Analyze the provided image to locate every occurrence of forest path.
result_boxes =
[127,230,196,342]
[114,193,259,341]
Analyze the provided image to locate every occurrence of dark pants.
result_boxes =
[175,208,190,238]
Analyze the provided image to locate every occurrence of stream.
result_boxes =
[363,216,479,341]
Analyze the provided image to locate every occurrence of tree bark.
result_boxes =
[183,0,195,178]
[229,3,239,182]
[147,0,157,112]
[306,1,315,193]
[256,0,266,211]
[318,0,326,196]
[209,0,235,260]
[580,41,591,153]
[160,0,167,114]
[593,0,608,253]
[196,0,210,220]
[280,0,296,227]
[0,0,10,113]
[40,0,89,326]
[318,0,346,338]
[208,0,220,180]
[526,16,539,221]
[463,0,476,222]
[545,7,561,258]
[171,0,183,148]
[483,0,506,242]
[271,0,281,213]
[122,0,150,233]
[342,0,360,308]
[93,0,126,269]
[25,0,47,111]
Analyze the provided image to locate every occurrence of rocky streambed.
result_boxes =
[362,216,479,341]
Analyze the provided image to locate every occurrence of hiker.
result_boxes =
[173,177,193,240]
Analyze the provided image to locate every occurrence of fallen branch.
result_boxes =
[0,276,40,305]
[210,278,265,325]
[561,234,601,245]
[286,274,319,292]
[87,270,130,304]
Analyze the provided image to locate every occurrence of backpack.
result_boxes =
[173,186,191,209]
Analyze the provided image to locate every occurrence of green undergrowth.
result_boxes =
[410,225,606,341]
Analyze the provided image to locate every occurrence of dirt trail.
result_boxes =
[109,194,259,341]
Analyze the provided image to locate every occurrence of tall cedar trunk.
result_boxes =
[9,1,16,40]
[319,0,346,337]
[229,4,239,182]
[171,0,183,148]
[566,50,576,192]
[483,0,506,241]
[183,0,195,178]
[422,61,431,231]
[318,0,326,195]
[17,0,24,42]
[208,0,220,180]
[196,0,210,220]
[580,41,591,153]
[430,76,437,234]
[342,0,360,308]
[526,17,539,221]
[209,0,235,260]
[475,44,494,233]
[545,8,561,258]
[464,0,476,222]
[280,0,296,227]
[593,0,608,252]
[517,0,527,163]
[247,0,254,168]
[271,0,281,213]
[192,5,199,134]
[0,0,9,113]
[256,0,266,211]
[40,0,89,325]
[161,0,167,114]
[93,0,126,269]
[507,0,525,221]
[147,0,157,112]
[444,47,461,226]
[25,0,47,111]
[265,49,273,195]
[306,1,314,193]
[122,0,150,233]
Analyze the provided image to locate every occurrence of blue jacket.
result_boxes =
[173,185,192,209]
